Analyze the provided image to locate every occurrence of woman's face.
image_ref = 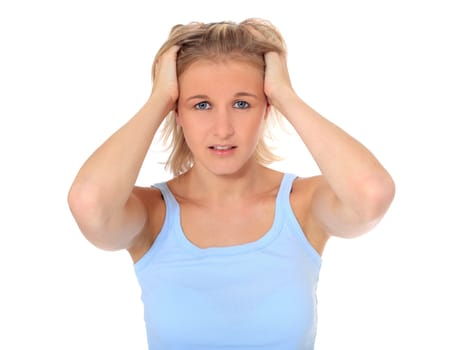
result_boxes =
[176,58,269,176]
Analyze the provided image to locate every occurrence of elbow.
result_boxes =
[68,182,103,226]
[358,173,396,224]
[336,175,395,239]
[68,183,143,251]
[68,183,112,249]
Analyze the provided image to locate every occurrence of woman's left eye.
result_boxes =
[233,100,249,109]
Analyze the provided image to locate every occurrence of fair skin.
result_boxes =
[68,45,395,263]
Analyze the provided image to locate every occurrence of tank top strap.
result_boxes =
[276,173,298,204]
[151,182,180,216]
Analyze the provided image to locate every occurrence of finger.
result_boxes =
[166,44,181,57]
[155,45,181,70]
[242,20,284,48]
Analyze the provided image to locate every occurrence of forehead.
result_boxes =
[179,59,264,93]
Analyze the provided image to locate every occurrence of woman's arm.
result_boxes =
[67,46,179,250]
[264,52,395,238]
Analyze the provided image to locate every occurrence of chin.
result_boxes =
[193,153,257,177]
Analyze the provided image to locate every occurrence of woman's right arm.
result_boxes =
[67,46,179,251]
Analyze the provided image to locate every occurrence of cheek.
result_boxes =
[253,108,268,128]
[178,117,205,147]
[242,117,265,144]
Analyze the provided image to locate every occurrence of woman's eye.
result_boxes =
[195,101,211,110]
[233,100,249,109]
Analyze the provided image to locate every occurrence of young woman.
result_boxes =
[68,18,395,349]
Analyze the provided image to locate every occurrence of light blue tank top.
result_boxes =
[134,173,322,350]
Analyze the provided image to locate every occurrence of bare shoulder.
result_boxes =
[127,185,166,263]
[289,175,329,256]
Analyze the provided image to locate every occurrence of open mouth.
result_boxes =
[208,145,237,151]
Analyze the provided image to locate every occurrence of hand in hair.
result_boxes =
[151,45,180,110]
[263,51,294,110]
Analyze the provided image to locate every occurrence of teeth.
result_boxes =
[214,145,232,150]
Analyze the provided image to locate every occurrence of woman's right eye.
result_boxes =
[195,101,211,110]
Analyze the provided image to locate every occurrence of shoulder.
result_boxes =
[291,175,324,195]
[133,185,167,219]
[289,175,330,255]
[127,185,167,262]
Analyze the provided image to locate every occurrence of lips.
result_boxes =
[208,145,237,150]
[207,145,237,156]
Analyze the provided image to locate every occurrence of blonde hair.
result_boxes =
[152,18,287,176]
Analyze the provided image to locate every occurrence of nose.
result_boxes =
[213,108,235,139]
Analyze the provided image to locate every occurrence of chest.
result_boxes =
[138,251,319,349]
[178,197,276,249]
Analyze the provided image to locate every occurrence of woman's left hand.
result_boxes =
[263,51,294,109]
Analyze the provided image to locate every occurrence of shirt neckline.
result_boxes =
[165,173,293,257]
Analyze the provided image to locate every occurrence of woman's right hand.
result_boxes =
[151,45,180,110]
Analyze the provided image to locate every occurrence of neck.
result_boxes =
[175,163,269,203]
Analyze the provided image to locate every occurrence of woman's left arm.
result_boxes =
[264,52,395,238]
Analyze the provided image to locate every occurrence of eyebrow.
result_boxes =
[186,92,259,101]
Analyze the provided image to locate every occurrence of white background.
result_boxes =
[1,0,464,349]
